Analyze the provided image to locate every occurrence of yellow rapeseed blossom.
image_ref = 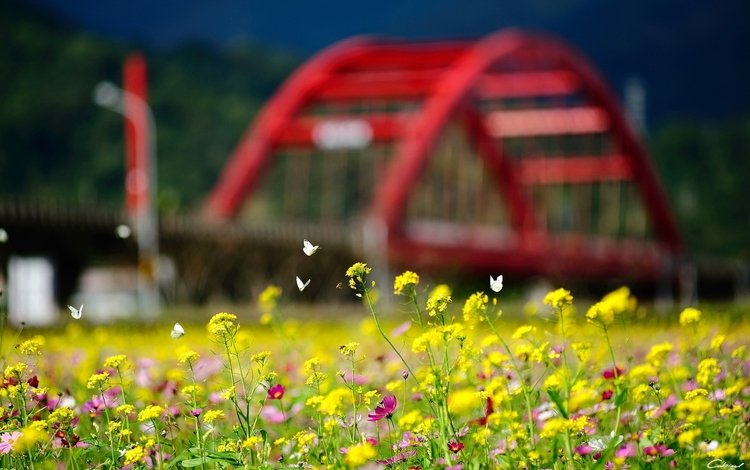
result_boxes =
[679,307,701,326]
[14,422,47,453]
[344,442,376,467]
[258,284,282,312]
[202,409,225,424]
[86,372,110,390]
[137,405,164,422]
[103,354,128,369]
[4,363,28,378]
[393,270,419,295]
[397,409,422,430]
[426,284,452,317]
[316,388,350,416]
[345,262,371,291]
[512,325,536,340]
[124,446,146,465]
[710,334,726,351]
[411,329,441,353]
[178,350,200,365]
[646,342,673,367]
[697,358,721,387]
[586,301,615,325]
[116,404,135,416]
[17,339,42,355]
[207,312,239,339]
[217,440,240,452]
[48,407,75,425]
[339,342,360,357]
[242,435,263,449]
[295,431,317,450]
[462,292,488,325]
[473,427,491,445]
[677,428,701,447]
[543,288,573,309]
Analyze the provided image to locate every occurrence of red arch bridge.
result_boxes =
[7,29,736,309]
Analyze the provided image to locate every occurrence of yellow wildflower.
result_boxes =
[512,325,536,340]
[202,409,225,424]
[178,350,200,365]
[679,307,701,326]
[646,342,673,367]
[696,358,721,387]
[462,291,488,325]
[103,354,128,369]
[426,284,452,317]
[448,388,480,415]
[543,288,573,309]
[116,404,135,416]
[344,442,376,467]
[571,342,591,363]
[124,446,146,465]
[677,428,701,447]
[393,270,419,295]
[207,312,238,339]
[258,284,282,312]
[345,262,371,290]
[86,372,110,390]
[137,405,164,422]
[339,342,360,357]
[17,339,42,355]
[242,435,263,449]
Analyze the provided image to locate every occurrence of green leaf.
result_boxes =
[615,388,629,407]
[181,457,219,468]
[547,388,569,419]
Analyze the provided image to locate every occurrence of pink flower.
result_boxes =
[575,444,594,456]
[267,384,285,400]
[615,442,637,459]
[368,395,397,421]
[0,431,21,454]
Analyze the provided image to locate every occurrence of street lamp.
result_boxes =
[93,80,160,318]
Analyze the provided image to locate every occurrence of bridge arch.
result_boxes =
[206,29,681,281]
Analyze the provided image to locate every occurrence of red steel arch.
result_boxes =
[205,29,682,281]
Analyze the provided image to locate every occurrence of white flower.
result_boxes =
[171,322,185,339]
[303,239,320,256]
[68,304,83,320]
[490,275,503,293]
[296,276,311,292]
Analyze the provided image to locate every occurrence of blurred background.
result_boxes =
[0,0,748,323]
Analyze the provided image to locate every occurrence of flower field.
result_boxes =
[1,263,749,469]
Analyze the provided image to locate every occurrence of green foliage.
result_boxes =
[650,118,750,257]
[0,1,297,211]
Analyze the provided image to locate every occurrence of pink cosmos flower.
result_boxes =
[368,395,397,421]
[0,431,21,454]
[615,442,637,459]
[267,384,285,400]
[575,444,594,456]
[602,365,625,380]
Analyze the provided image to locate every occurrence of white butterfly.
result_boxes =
[171,322,185,339]
[296,276,311,292]
[68,304,83,320]
[303,239,320,256]
[490,275,503,293]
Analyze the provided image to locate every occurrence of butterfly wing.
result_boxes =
[296,276,310,291]
[171,322,185,339]
[68,304,82,319]
[303,239,319,256]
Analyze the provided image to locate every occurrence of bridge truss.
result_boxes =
[206,29,682,281]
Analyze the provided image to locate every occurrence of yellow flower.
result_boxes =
[48,407,75,425]
[178,350,200,365]
[86,372,110,390]
[426,286,452,317]
[17,339,42,355]
[543,288,573,309]
[294,431,317,450]
[344,442,376,467]
[217,440,240,452]
[103,354,128,369]
[242,435,263,449]
[696,358,721,387]
[339,342,360,357]
[251,351,271,365]
[646,342,673,367]
[137,405,164,422]
[393,271,419,295]
[677,428,701,447]
[116,404,135,416]
[473,427,491,445]
[124,446,146,465]
[258,285,282,312]
[345,262,371,291]
[571,342,591,363]
[4,362,27,378]
[207,312,238,339]
[202,409,225,424]
[317,388,350,416]
[512,325,536,340]
[462,292,488,325]
[397,410,422,430]
[710,335,726,351]
[679,307,701,326]
[586,301,615,325]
